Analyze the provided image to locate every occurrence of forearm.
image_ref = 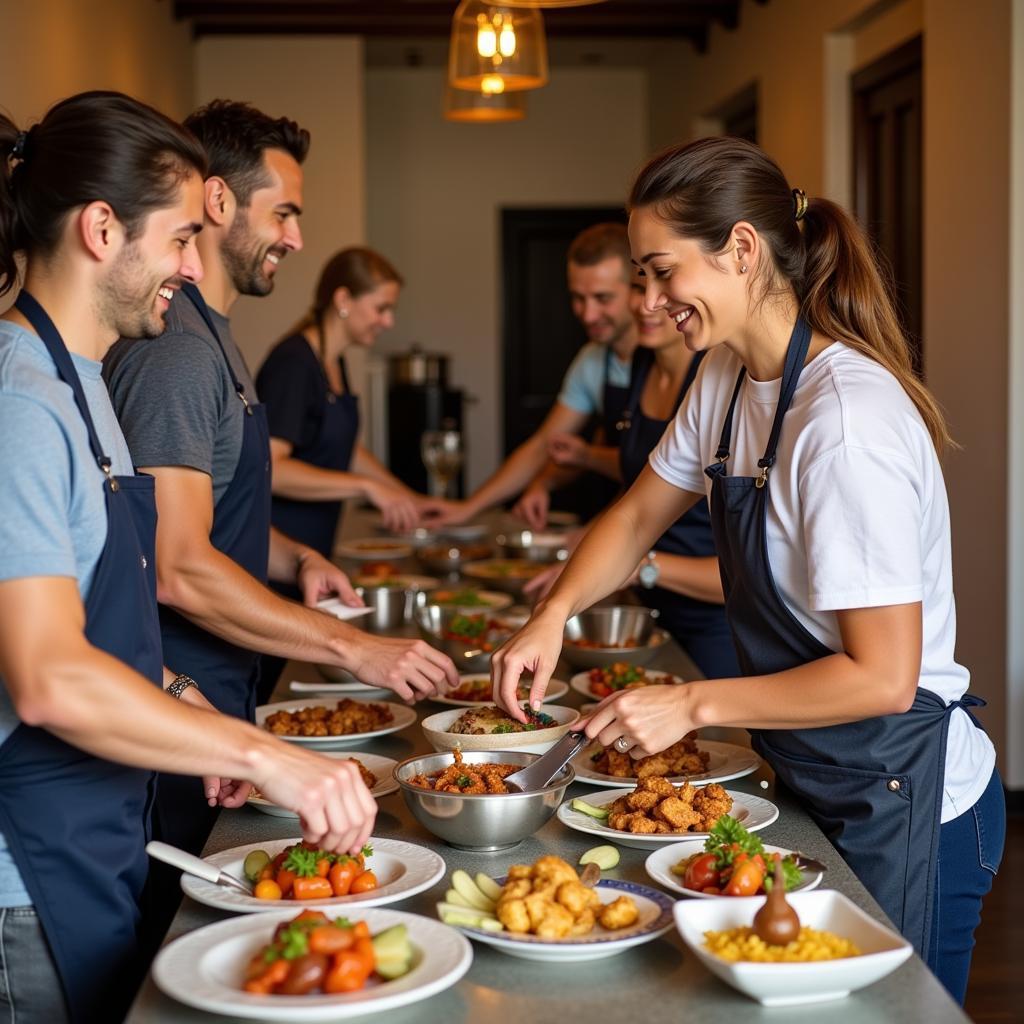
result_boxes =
[351,446,413,494]
[530,461,582,495]
[584,445,623,482]
[270,455,371,503]
[647,554,724,604]
[267,526,312,584]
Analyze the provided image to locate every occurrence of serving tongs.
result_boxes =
[503,730,588,793]
[145,840,252,895]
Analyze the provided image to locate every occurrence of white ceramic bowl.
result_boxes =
[673,890,913,1006]
[420,704,579,753]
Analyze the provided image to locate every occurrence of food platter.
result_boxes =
[181,837,446,914]
[570,740,762,789]
[556,789,779,850]
[644,841,824,899]
[568,668,683,700]
[246,752,400,818]
[446,878,674,962]
[255,699,417,748]
[430,674,569,708]
[335,538,415,561]
[153,905,472,1021]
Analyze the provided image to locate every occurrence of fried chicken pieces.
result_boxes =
[264,699,394,738]
[607,779,732,835]
[408,748,520,794]
[496,856,638,940]
[591,734,710,780]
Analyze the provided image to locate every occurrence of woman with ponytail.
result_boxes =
[493,136,1002,1002]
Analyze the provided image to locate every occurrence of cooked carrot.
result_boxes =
[329,860,359,897]
[309,924,356,955]
[243,958,289,995]
[349,870,378,894]
[323,950,373,993]
[292,876,333,900]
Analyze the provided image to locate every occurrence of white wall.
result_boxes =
[366,67,648,489]
[194,36,367,382]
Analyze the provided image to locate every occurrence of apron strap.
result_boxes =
[14,291,115,482]
[181,283,252,416]
[757,317,812,478]
[338,353,352,395]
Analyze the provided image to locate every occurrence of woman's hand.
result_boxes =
[546,431,591,470]
[296,550,363,608]
[490,609,566,721]
[512,484,550,530]
[414,496,464,523]
[365,480,421,533]
[578,685,696,757]
[345,634,458,702]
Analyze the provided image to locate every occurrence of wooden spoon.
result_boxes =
[752,853,800,946]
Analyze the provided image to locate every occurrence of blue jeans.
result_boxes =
[0,906,70,1024]
[928,768,1005,1004]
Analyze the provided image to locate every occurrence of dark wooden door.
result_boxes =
[501,206,626,453]
[853,36,923,373]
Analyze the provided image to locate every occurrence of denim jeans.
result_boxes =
[928,768,1006,1004]
[0,907,70,1024]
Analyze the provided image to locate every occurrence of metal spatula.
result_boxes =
[145,840,252,895]
[503,730,589,793]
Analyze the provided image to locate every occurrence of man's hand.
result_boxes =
[346,634,459,702]
[296,550,363,608]
[547,432,591,470]
[365,480,421,534]
[512,484,549,530]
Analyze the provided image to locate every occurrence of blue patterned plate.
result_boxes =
[444,878,675,962]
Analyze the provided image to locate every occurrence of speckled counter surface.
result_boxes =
[126,641,968,1024]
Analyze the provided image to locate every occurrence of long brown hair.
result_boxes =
[628,137,951,451]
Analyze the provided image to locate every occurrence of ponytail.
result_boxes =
[629,137,952,452]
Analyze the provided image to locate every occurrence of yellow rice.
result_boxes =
[703,926,861,963]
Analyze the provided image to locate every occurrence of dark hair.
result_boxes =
[0,90,207,296]
[184,100,310,206]
[629,136,950,451]
[567,221,630,273]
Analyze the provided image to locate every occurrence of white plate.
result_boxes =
[569,668,684,701]
[247,753,400,818]
[181,837,445,914]
[644,841,823,898]
[448,878,674,962]
[314,597,375,621]
[673,890,912,1005]
[154,905,472,1021]
[556,788,779,849]
[571,739,762,789]
[256,698,417,748]
[336,538,415,560]
[291,678,395,696]
[431,674,569,708]
[352,574,438,590]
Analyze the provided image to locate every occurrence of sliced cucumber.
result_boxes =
[242,849,270,883]
[571,798,610,821]
[436,901,497,922]
[371,923,413,979]
[579,845,619,870]
[474,873,502,903]
[451,869,497,911]
[445,888,477,909]
[437,904,504,932]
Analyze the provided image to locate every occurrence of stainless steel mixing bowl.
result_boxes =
[562,606,670,669]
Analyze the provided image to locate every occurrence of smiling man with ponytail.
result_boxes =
[492,135,1003,1004]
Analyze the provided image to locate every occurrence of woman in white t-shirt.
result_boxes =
[492,136,1003,1003]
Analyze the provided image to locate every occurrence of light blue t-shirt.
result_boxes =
[556,341,631,416]
[0,320,133,907]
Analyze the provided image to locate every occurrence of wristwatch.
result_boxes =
[638,551,660,589]
[167,673,199,699]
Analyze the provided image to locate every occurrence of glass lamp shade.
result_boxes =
[444,84,527,122]
[449,1,549,93]
[496,1,610,7]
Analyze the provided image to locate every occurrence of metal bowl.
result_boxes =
[461,558,550,596]
[562,606,670,669]
[415,604,515,673]
[353,583,415,633]
[417,542,493,576]
[394,750,574,851]
[495,530,570,564]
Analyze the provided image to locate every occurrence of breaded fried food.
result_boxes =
[691,782,733,830]
[264,699,394,737]
[599,896,640,930]
[625,788,661,812]
[497,898,530,933]
[345,758,377,789]
[535,903,575,940]
[654,797,701,831]
[590,734,711,780]
[606,775,733,835]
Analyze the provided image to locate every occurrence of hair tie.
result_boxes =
[792,188,808,222]
[10,128,32,162]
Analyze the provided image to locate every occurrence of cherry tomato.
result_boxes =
[724,859,764,897]
[254,878,282,901]
[683,852,720,892]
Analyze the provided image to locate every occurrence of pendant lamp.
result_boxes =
[497,1,609,7]
[444,82,528,123]
[449,1,549,93]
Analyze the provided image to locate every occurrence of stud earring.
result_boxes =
[739,265,748,274]
[338,307,349,319]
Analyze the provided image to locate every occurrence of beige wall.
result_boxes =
[365,67,648,489]
[194,35,366,380]
[647,0,1021,782]
[0,0,192,122]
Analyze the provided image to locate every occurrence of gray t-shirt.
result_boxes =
[0,320,134,907]
[103,290,258,504]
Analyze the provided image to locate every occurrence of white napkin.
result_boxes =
[315,597,374,620]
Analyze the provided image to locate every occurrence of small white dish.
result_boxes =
[431,674,569,708]
[571,739,762,789]
[153,905,471,1021]
[256,698,417,749]
[673,890,913,1005]
[247,752,400,817]
[644,841,824,898]
[421,704,579,754]
[556,788,779,850]
[447,878,674,962]
[181,837,445,914]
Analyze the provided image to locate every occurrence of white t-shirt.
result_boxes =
[650,341,995,824]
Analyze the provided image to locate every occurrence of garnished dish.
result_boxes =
[574,778,734,835]
[408,748,521,794]
[264,700,394,738]
[429,587,494,608]
[336,538,414,561]
[420,542,491,564]
[589,734,709,779]
[448,705,556,735]
[435,674,569,708]
[463,559,547,580]
[582,663,682,698]
[243,843,378,902]
[242,911,414,995]
[440,614,513,652]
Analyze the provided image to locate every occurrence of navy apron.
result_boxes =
[704,318,983,958]
[0,292,163,1023]
[270,352,359,560]
[618,348,738,679]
